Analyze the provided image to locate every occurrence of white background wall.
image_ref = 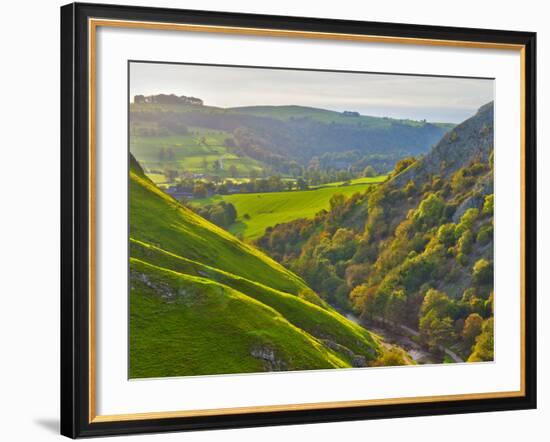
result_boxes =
[0,0,546,440]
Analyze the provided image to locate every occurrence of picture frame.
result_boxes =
[60,2,537,438]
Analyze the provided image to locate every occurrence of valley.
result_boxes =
[129,94,494,377]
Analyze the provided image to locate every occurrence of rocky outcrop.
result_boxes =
[250,347,288,371]
[391,102,494,189]
[321,339,368,367]
[452,172,493,223]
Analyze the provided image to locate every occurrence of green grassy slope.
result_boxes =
[131,239,379,359]
[130,259,350,377]
[129,157,384,377]
[192,179,385,240]
[131,170,307,294]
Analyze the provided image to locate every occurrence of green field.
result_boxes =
[130,128,265,181]
[129,155,384,377]
[310,175,387,188]
[192,178,385,240]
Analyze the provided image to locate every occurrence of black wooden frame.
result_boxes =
[60,2,537,438]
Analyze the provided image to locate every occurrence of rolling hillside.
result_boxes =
[130,100,454,178]
[129,154,395,378]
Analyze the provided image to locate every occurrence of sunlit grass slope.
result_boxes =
[129,155,382,377]
[192,179,385,240]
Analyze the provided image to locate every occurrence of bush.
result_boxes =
[371,348,407,367]
[457,229,474,255]
[482,194,494,216]
[459,208,479,231]
[476,224,493,245]
[472,259,493,285]
[467,318,494,362]
[456,252,468,266]
[462,313,484,349]
[437,223,457,247]
[413,193,445,229]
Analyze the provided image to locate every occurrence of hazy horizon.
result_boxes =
[130,62,494,124]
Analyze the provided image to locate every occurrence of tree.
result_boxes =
[296,178,308,190]
[457,229,474,255]
[363,165,377,177]
[482,194,494,216]
[421,288,452,318]
[394,157,416,175]
[412,193,445,229]
[212,159,222,173]
[166,169,178,182]
[462,313,483,350]
[472,259,493,285]
[458,208,479,232]
[437,223,457,248]
[468,318,494,362]
[192,183,208,198]
[372,348,407,367]
[419,313,455,349]
[229,164,238,178]
[385,289,408,324]
[349,284,374,315]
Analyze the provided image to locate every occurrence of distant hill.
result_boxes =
[130,101,454,174]
[129,154,402,378]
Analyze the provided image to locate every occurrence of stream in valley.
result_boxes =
[345,313,463,364]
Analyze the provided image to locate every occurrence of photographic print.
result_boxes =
[61,5,536,436]
[128,62,495,379]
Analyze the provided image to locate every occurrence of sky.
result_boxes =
[130,62,494,123]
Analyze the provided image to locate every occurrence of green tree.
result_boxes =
[412,193,445,229]
[419,313,455,349]
[421,288,452,318]
[363,165,377,177]
[482,194,494,216]
[472,259,493,285]
[462,313,483,350]
[192,183,208,198]
[296,178,308,190]
[394,157,416,175]
[468,318,494,362]
[457,229,474,255]
[437,223,457,248]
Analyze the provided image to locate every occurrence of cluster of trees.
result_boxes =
[258,151,495,362]
[174,175,307,199]
[193,201,237,228]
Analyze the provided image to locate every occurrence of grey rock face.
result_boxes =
[452,173,493,223]
[391,102,494,190]
[130,270,176,299]
[250,347,288,371]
